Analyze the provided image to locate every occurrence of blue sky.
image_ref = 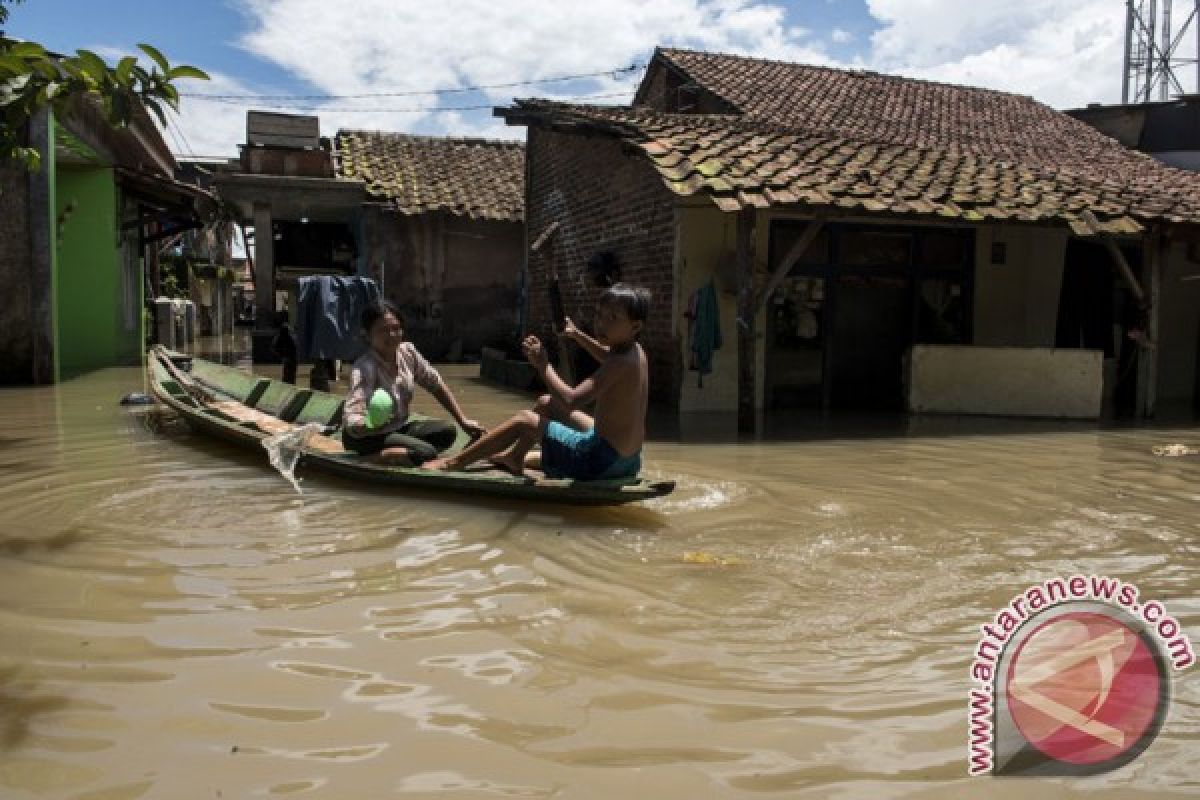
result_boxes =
[5,1,1141,157]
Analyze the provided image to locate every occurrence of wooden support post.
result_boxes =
[251,202,277,363]
[1143,232,1164,418]
[252,202,275,328]
[1135,231,1164,418]
[736,208,757,433]
[1102,237,1146,305]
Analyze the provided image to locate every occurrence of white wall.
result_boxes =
[675,206,742,412]
[973,225,1068,347]
[909,345,1104,418]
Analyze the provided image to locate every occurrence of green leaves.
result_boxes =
[74,49,109,84]
[6,41,45,59]
[166,65,210,82]
[137,43,169,74]
[0,37,211,172]
[115,56,137,86]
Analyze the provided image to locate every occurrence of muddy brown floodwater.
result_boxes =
[0,350,1198,798]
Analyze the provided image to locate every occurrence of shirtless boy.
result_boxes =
[426,284,650,480]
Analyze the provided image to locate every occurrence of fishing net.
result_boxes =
[262,422,325,494]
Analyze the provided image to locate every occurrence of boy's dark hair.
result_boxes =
[598,283,651,323]
[361,300,402,332]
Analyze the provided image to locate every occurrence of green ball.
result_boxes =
[366,388,395,429]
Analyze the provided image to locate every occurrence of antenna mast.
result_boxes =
[1122,0,1200,103]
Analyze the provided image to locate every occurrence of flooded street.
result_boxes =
[1,354,1198,799]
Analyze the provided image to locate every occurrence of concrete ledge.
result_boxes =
[908,345,1103,419]
[480,347,537,390]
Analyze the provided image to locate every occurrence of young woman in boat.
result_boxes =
[342,300,485,465]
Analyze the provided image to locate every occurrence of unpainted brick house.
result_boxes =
[499,47,1200,423]
[336,131,525,359]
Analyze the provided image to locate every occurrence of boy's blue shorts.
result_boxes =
[540,421,641,481]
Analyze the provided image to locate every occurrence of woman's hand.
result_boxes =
[460,418,487,440]
[522,335,549,369]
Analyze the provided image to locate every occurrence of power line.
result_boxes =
[160,110,188,155]
[168,108,198,159]
[184,90,634,113]
[179,62,644,100]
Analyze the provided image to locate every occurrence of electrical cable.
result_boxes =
[179,62,643,100]
[183,90,633,113]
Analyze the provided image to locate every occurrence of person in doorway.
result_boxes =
[342,301,486,465]
[270,311,298,385]
[426,284,649,481]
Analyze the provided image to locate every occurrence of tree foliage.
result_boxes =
[1,1,209,170]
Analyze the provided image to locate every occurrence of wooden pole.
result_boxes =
[1102,236,1146,305]
[529,220,573,383]
[736,208,757,433]
[1144,231,1164,418]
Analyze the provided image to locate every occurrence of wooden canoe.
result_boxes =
[147,347,675,506]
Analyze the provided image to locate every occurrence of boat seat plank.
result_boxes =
[190,361,269,404]
[251,380,305,419]
[292,393,345,427]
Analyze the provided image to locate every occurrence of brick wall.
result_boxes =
[525,127,680,405]
[0,160,34,384]
[362,208,522,359]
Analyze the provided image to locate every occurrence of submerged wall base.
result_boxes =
[908,345,1103,419]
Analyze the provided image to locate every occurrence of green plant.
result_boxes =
[1,1,208,170]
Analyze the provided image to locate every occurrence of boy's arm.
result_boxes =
[561,317,609,363]
[525,335,612,409]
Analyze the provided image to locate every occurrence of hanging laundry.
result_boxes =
[295,275,382,362]
[684,279,723,387]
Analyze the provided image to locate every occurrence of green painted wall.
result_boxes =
[47,113,59,382]
[54,165,129,379]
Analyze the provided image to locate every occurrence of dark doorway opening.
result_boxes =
[766,222,974,411]
[1055,237,1143,417]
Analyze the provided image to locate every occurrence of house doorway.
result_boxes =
[765,222,973,411]
[832,273,911,408]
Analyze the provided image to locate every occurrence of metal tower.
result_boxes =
[1123,0,1200,103]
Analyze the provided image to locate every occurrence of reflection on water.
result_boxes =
[0,344,1198,797]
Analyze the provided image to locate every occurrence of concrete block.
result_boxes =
[908,345,1103,418]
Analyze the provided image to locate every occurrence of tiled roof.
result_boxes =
[502,48,1200,230]
[335,131,524,221]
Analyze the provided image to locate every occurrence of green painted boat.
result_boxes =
[147,346,675,506]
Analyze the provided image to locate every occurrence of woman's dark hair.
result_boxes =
[598,283,651,322]
[362,300,402,333]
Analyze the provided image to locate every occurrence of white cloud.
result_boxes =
[864,0,1131,108]
[150,0,834,156]
[225,0,830,146]
[160,0,1179,158]
[168,71,268,158]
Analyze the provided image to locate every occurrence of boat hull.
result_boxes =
[147,348,674,506]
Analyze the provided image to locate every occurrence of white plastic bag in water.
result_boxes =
[262,422,325,494]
